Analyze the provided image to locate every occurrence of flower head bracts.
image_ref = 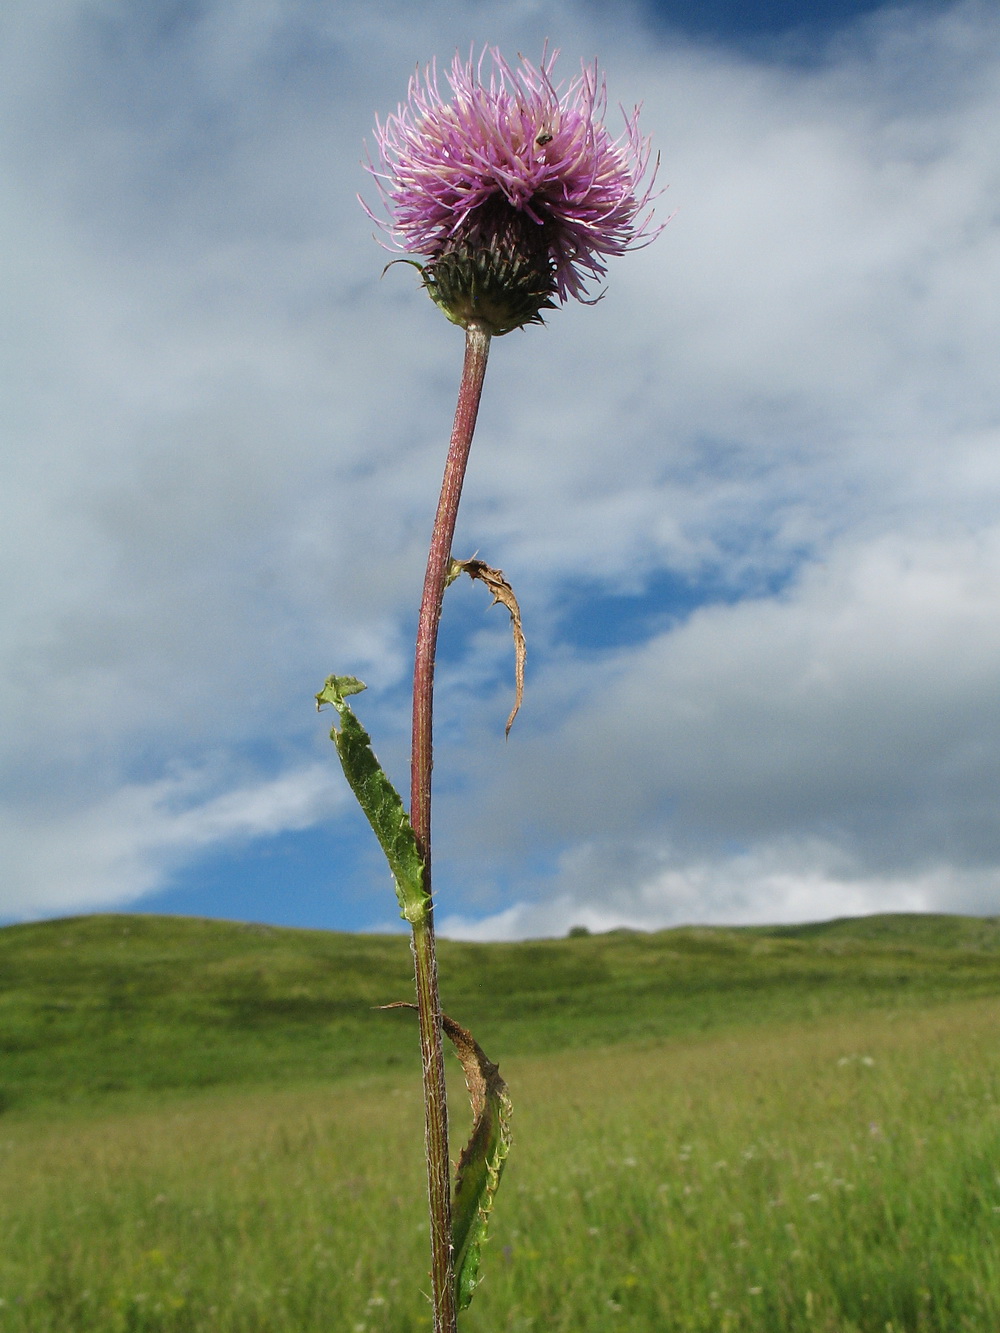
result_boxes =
[364,47,662,331]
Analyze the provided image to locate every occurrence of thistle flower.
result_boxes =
[365,46,662,335]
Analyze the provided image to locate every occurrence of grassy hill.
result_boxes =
[2,911,1000,1112]
[1,913,999,1330]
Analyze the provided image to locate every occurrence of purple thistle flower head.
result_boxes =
[364,46,663,335]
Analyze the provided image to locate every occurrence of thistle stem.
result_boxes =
[410,322,491,1333]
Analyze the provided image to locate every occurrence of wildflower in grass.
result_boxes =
[365,46,662,333]
[326,42,663,1333]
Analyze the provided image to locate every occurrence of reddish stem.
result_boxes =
[410,322,491,1333]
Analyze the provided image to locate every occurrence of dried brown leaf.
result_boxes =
[451,557,526,736]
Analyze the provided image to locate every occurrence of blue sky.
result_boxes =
[3,0,999,938]
[644,0,896,46]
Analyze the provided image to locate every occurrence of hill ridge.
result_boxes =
[2,911,999,1113]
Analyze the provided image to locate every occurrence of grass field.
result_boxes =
[3,911,1000,1113]
[1,913,999,1330]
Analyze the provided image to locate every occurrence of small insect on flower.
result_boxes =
[363,45,664,335]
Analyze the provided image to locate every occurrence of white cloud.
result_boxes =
[439,851,995,941]
[2,0,1000,930]
[439,525,1000,934]
[0,764,342,920]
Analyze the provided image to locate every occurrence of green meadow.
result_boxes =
[1,913,999,1330]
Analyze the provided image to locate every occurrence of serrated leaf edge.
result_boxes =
[377,1004,512,1311]
[316,675,429,924]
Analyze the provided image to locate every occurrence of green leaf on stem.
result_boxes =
[316,675,429,925]
[379,1002,512,1311]
[445,1012,512,1309]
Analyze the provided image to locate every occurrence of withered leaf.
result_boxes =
[449,557,526,736]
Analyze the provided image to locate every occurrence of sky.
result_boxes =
[3,0,1000,940]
